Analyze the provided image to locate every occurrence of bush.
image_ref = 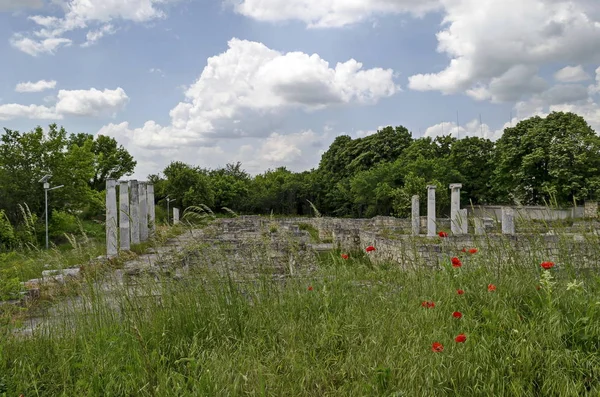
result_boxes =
[49,210,80,242]
[0,210,15,250]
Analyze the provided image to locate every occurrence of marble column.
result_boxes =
[139,182,148,242]
[119,180,130,250]
[411,195,420,235]
[105,179,118,257]
[502,207,515,235]
[173,207,180,225]
[427,185,437,237]
[129,180,140,245]
[450,183,463,235]
[146,183,155,236]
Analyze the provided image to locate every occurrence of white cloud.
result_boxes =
[554,65,591,82]
[408,0,600,101]
[424,118,502,141]
[10,0,174,55]
[589,66,600,95]
[0,104,61,121]
[101,38,398,154]
[229,0,441,28]
[15,80,57,93]
[0,0,42,10]
[55,87,129,117]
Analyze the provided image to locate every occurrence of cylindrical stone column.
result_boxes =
[119,180,130,250]
[139,182,148,242]
[146,183,155,236]
[450,183,462,235]
[173,208,180,224]
[411,195,420,235]
[106,179,118,257]
[427,185,437,237]
[502,207,515,235]
[129,180,140,245]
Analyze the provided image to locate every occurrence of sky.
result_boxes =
[1,0,600,179]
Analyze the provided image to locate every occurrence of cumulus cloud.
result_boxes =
[55,87,129,117]
[228,0,441,28]
[15,79,57,93]
[408,0,600,101]
[10,0,175,55]
[101,38,398,152]
[554,65,591,83]
[424,119,503,141]
[0,87,129,120]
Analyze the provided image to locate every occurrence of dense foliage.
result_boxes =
[1,111,599,248]
[152,111,600,218]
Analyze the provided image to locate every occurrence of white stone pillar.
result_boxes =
[450,183,462,235]
[474,218,485,235]
[502,207,515,235]
[146,183,155,236]
[411,195,420,235]
[427,185,437,237]
[139,182,148,242]
[173,208,180,224]
[459,209,468,235]
[105,179,118,258]
[129,180,140,245]
[119,180,130,251]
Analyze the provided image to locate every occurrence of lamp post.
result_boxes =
[166,196,175,225]
[39,174,64,249]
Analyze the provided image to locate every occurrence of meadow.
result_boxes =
[1,218,600,397]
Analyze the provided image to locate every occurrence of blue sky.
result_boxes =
[1,0,599,178]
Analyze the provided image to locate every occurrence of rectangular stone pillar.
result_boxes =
[427,185,437,237]
[173,208,180,224]
[474,217,485,235]
[450,183,462,235]
[139,182,148,242]
[411,195,420,235]
[502,207,515,235]
[129,180,140,245]
[119,180,130,251]
[459,208,468,234]
[105,179,118,258]
[146,183,155,236]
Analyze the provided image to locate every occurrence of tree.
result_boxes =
[493,112,600,205]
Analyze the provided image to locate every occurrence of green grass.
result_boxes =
[1,228,600,396]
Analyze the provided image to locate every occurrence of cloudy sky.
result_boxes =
[1,0,600,178]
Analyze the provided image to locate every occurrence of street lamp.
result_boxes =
[39,174,64,249]
[165,195,175,225]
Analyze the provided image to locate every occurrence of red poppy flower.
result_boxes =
[452,311,462,319]
[451,257,462,268]
[366,245,376,252]
[455,334,467,343]
[431,342,444,352]
[438,231,448,238]
[461,247,467,253]
[457,289,465,295]
[540,261,555,270]
[421,301,435,308]
[468,248,478,254]
[488,284,496,292]
[341,253,349,260]
[308,286,313,291]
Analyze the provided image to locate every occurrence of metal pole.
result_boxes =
[167,200,170,225]
[45,188,48,249]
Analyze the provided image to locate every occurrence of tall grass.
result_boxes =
[2,219,600,396]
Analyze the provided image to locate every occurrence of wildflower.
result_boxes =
[308,286,313,291]
[438,231,448,238]
[366,245,376,252]
[541,261,555,270]
[421,301,435,308]
[452,311,462,319]
[566,279,584,292]
[468,248,478,254]
[488,284,496,292]
[451,257,462,268]
[461,247,467,253]
[341,253,349,260]
[455,334,467,343]
[457,289,465,295]
[536,285,541,290]
[431,342,444,352]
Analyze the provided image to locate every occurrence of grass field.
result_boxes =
[1,222,600,396]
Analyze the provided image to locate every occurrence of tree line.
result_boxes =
[1,111,599,248]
